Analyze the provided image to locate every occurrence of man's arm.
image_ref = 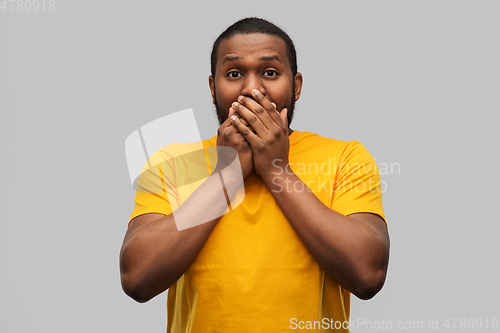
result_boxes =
[230,89,390,300]
[120,176,228,303]
[120,111,252,303]
[263,173,389,300]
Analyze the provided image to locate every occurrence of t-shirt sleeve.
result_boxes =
[330,141,386,223]
[129,192,174,225]
[128,148,177,225]
[128,140,215,226]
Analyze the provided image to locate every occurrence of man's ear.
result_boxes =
[294,72,303,102]
[209,75,215,105]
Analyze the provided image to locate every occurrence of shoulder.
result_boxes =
[148,136,217,162]
[291,130,355,148]
[291,130,371,161]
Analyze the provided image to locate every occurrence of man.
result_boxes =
[120,17,390,332]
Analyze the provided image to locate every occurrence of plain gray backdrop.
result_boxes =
[2,1,499,332]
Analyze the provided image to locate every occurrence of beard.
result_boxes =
[213,81,296,127]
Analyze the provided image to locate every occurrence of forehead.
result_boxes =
[216,33,289,69]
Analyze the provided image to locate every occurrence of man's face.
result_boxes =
[209,33,302,126]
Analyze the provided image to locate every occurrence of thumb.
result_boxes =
[280,108,288,128]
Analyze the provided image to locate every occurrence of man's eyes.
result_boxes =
[226,70,279,78]
[228,71,241,78]
[263,70,278,77]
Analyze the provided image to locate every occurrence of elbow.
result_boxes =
[354,285,382,301]
[120,261,174,303]
[120,240,155,303]
[352,267,387,300]
[120,253,153,303]
[121,272,151,303]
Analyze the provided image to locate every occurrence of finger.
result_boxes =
[237,94,276,131]
[234,111,248,126]
[232,101,267,135]
[231,111,253,134]
[280,108,288,130]
[226,107,254,133]
[230,114,260,147]
[234,116,255,134]
[250,89,282,126]
[220,107,236,130]
[234,113,256,133]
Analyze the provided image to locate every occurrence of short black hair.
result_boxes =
[210,17,297,79]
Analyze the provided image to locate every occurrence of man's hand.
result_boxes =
[215,108,254,179]
[229,89,290,181]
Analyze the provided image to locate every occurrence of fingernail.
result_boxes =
[231,115,238,122]
[237,95,244,102]
[232,102,239,108]
[252,89,261,97]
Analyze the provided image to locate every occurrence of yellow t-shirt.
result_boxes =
[130,130,385,332]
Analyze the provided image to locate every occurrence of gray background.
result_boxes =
[2,1,499,332]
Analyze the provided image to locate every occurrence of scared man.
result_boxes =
[120,17,390,332]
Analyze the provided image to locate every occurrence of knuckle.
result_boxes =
[257,141,266,150]
[273,128,281,137]
[255,106,265,114]
[248,116,258,124]
[266,104,275,112]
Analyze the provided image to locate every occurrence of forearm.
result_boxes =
[120,215,215,302]
[263,171,389,299]
[120,170,242,302]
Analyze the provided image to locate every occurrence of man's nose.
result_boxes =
[240,74,266,98]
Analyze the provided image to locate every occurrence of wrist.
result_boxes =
[261,162,296,188]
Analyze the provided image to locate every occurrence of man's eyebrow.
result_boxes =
[259,55,282,63]
[222,56,242,64]
[222,55,282,65]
